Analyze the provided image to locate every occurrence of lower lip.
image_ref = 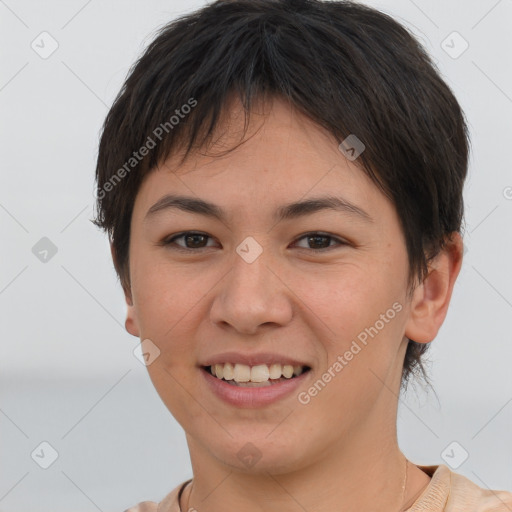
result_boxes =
[201,367,311,408]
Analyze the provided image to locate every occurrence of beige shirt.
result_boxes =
[125,464,512,512]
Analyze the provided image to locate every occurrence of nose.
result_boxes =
[209,248,294,335]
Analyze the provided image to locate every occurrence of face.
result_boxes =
[123,97,438,475]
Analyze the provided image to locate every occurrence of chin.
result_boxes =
[207,435,309,476]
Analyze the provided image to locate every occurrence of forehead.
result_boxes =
[132,96,393,227]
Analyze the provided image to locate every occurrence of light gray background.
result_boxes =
[1,0,511,510]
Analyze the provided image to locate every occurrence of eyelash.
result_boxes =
[161,231,348,253]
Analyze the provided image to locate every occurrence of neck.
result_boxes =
[184,418,410,512]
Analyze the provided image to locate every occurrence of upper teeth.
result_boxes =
[210,363,305,383]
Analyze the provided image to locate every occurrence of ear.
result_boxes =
[110,242,140,338]
[404,232,464,344]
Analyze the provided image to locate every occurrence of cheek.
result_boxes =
[131,258,201,357]
[301,273,406,434]
[290,260,404,342]
[290,260,408,410]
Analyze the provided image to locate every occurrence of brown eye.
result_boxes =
[161,231,346,253]
[163,232,217,251]
[293,232,346,252]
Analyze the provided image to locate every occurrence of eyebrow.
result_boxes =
[144,194,374,224]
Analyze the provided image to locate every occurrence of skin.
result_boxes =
[119,95,463,512]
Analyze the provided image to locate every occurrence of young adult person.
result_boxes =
[93,1,512,510]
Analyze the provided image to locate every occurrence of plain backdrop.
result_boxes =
[1,0,511,510]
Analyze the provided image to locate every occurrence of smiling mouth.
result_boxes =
[203,363,311,387]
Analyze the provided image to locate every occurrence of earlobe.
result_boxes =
[123,285,140,337]
[404,232,464,344]
[125,303,140,338]
[123,280,140,338]
[110,241,140,338]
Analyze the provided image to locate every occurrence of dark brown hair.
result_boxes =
[93,0,470,391]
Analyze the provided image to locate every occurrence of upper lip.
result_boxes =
[200,352,311,368]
